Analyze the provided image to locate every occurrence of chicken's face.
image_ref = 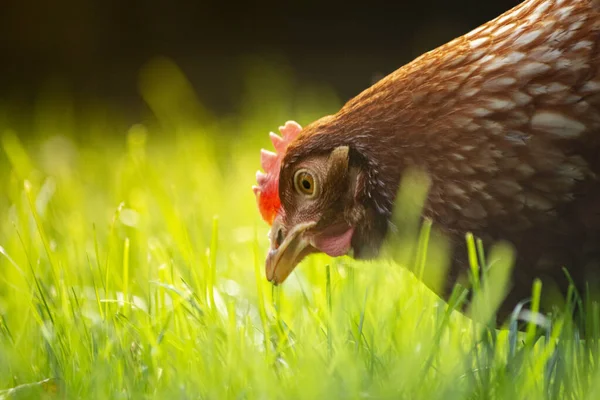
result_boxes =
[268,146,360,283]
[253,121,374,284]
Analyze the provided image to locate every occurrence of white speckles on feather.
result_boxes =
[482,52,526,72]
[514,164,536,178]
[556,5,574,19]
[487,97,515,111]
[471,181,487,191]
[445,53,468,68]
[472,156,500,173]
[528,84,551,96]
[468,49,487,63]
[469,36,490,49]
[495,12,515,27]
[481,26,496,37]
[546,82,570,93]
[473,107,492,117]
[556,58,588,72]
[479,54,496,66]
[459,164,476,175]
[531,111,586,138]
[557,163,586,180]
[465,24,487,39]
[573,101,591,114]
[504,130,530,145]
[516,62,551,79]
[580,81,600,94]
[482,76,517,91]
[571,40,593,51]
[569,20,585,32]
[548,27,577,44]
[479,191,494,201]
[461,87,480,98]
[466,123,482,132]
[511,91,533,106]
[490,148,504,158]
[513,29,543,47]
[452,116,474,129]
[562,94,581,105]
[534,48,563,63]
[527,1,551,23]
[481,120,506,135]
[445,183,467,198]
[493,22,516,37]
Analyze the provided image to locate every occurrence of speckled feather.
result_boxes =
[280,0,600,315]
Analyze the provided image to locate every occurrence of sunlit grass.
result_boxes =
[0,58,599,399]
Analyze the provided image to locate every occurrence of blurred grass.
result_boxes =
[0,57,599,399]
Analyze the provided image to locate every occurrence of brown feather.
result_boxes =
[280,0,600,318]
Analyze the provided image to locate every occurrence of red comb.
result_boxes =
[253,121,303,225]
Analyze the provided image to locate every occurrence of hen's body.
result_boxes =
[285,0,600,317]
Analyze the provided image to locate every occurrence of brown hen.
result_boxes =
[253,0,600,320]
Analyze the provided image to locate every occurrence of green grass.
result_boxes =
[0,58,599,399]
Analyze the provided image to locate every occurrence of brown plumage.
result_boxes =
[254,0,600,320]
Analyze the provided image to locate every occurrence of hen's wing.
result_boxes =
[415,0,600,313]
[344,0,600,314]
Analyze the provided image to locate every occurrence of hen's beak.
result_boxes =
[266,221,317,285]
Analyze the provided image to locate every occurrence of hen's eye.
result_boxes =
[293,169,316,197]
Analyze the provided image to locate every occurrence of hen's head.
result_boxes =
[253,120,387,284]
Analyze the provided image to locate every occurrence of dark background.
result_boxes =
[0,0,519,119]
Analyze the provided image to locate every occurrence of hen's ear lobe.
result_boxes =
[326,146,350,182]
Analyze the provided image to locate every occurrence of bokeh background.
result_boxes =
[2,0,518,128]
[4,2,600,398]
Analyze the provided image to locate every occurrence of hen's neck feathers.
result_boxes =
[286,0,600,234]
